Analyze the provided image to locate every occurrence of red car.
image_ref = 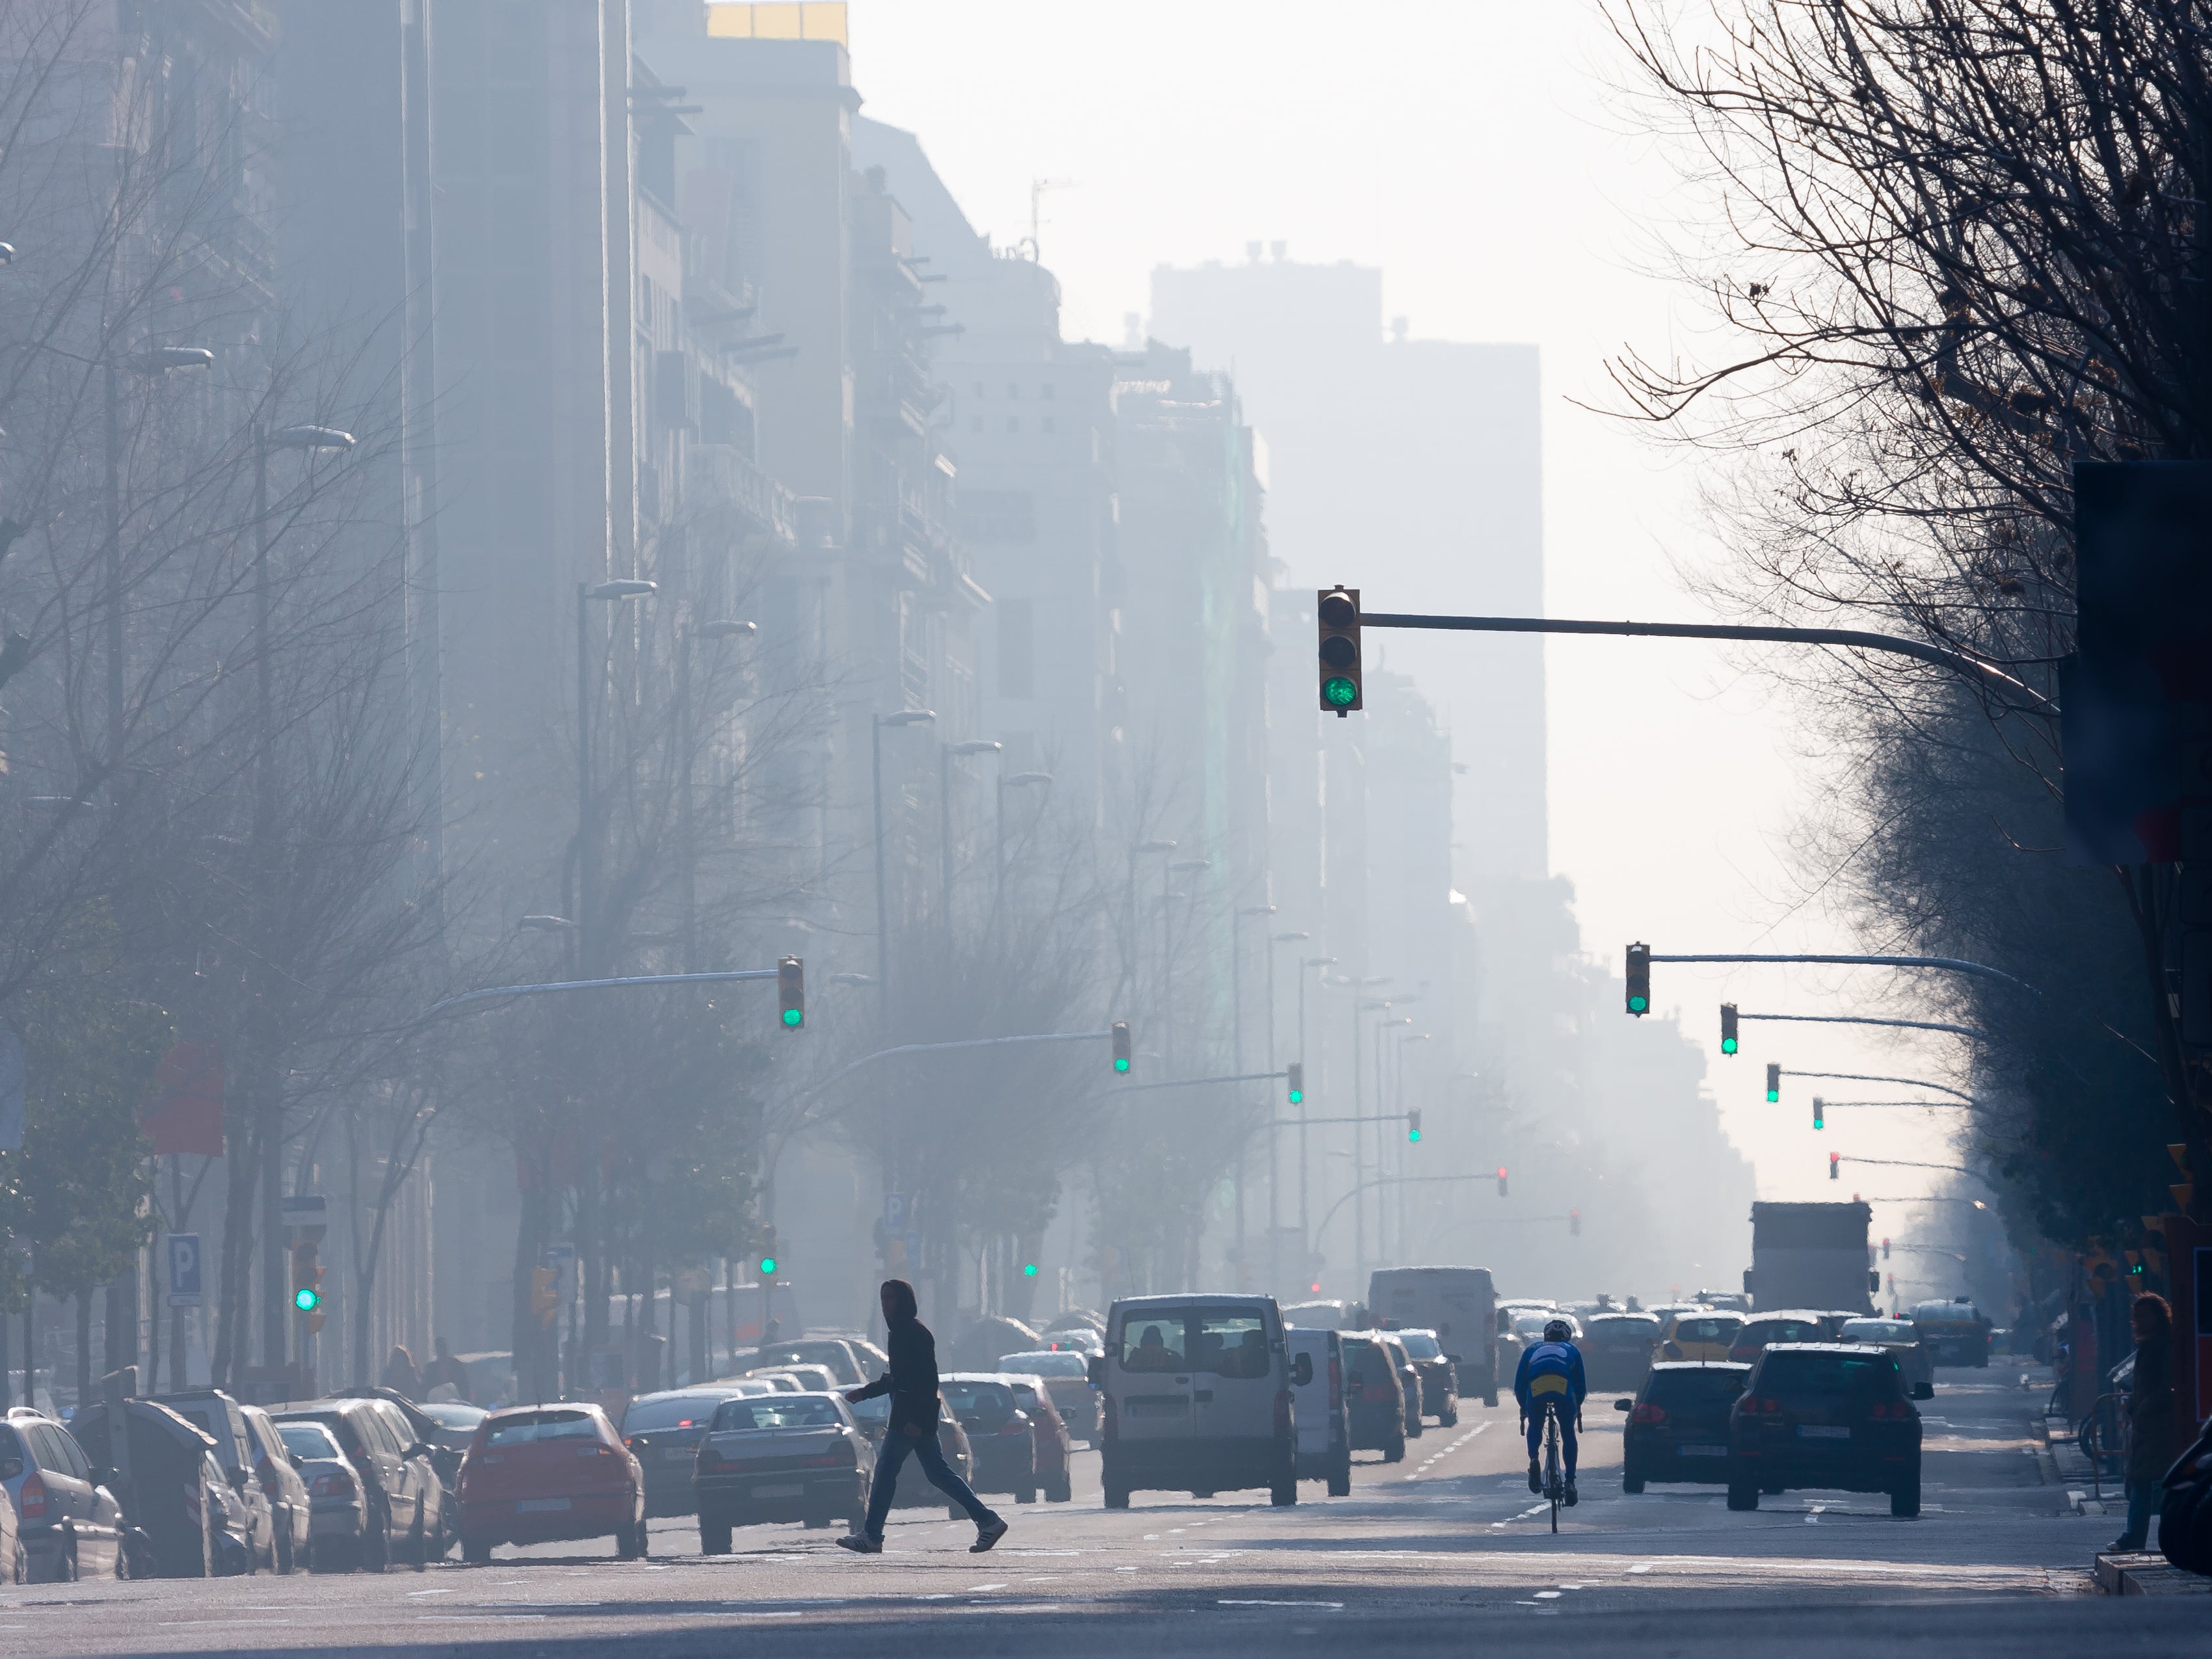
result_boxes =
[455,1405,646,1562]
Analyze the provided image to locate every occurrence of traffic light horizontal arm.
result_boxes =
[1361,612,2055,715]
[1651,952,2038,994]
[1806,1098,1973,1109]
[1108,1069,1286,1095]
[1835,1155,1986,1178]
[809,1028,1116,1095]
[413,968,781,1026]
[1781,1069,1977,1104]
[1260,1113,1409,1127]
[1738,1011,1994,1041]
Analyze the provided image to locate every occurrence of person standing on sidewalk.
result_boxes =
[2111,1293,2175,1553]
[838,1279,1007,1555]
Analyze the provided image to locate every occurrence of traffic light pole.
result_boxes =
[1739,1011,1993,1042]
[1359,611,2056,714]
[1779,1069,1977,1104]
[412,966,784,1026]
[1650,951,2039,994]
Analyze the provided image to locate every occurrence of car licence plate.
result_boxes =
[1677,1445,1728,1457]
[753,1483,805,1498]
[517,1497,572,1513]
[1797,1425,1850,1439]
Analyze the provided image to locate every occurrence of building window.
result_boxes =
[998,598,1035,699]
[1041,416,1055,434]
[1042,382,1054,400]
[1006,416,1020,434]
[1007,382,1020,399]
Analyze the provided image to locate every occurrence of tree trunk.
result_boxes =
[75,1292,91,1407]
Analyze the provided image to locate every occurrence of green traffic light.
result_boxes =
[1113,1056,1129,1072]
[782,1007,803,1028]
[1407,1128,1420,1142]
[1627,994,1649,1013]
[1322,675,1357,708]
[293,1287,320,1313]
[1288,1088,1302,1104]
[1720,1036,1738,1054]
[1766,1089,1779,1103]
[758,1256,778,1276]
[1023,1262,1038,1277]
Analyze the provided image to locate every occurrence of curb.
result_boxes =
[2092,1550,2212,1596]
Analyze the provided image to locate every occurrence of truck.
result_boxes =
[1742,1202,1878,1314]
[1366,1266,1499,1406]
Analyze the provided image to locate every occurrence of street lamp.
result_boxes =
[872,709,937,1012]
[937,739,1001,916]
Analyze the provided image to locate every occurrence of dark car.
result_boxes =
[846,1392,977,1515]
[1389,1329,1461,1427]
[274,1399,444,1568]
[1338,1334,1407,1463]
[1616,1362,1748,1491]
[1726,1343,1921,1516]
[939,1374,1036,1502]
[1000,1375,1076,1502]
[1583,1314,1664,1392]
[68,1399,228,1578]
[622,1388,754,1517]
[691,1392,872,1550]
[997,1350,1100,1443]
[1727,1312,1828,1366]
[1375,1334,1425,1441]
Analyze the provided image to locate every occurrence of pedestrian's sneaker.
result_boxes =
[1563,1481,1579,1507]
[834,1533,882,1554]
[1526,1458,1541,1495]
[970,1515,1009,1554]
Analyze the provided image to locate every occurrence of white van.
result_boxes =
[1284,1327,1350,1496]
[1367,1266,1500,1406]
[1089,1294,1299,1508]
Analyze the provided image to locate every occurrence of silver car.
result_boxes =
[273,1417,366,1568]
[151,1392,278,1572]
[1,1409,124,1581]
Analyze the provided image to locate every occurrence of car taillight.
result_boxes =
[1754,1396,1780,1413]
[256,1453,278,1491]
[1274,1388,1292,1436]
[1867,1400,1909,1419]
[18,1472,46,1519]
[1630,1403,1666,1424]
[580,1443,615,1457]
[312,1467,357,1499]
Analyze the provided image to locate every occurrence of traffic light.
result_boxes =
[1829,1151,1840,1181]
[289,1241,325,1331]
[530,1266,559,1328]
[1111,1020,1131,1073]
[1496,1165,1509,1197]
[758,1225,780,1279]
[1882,1236,1891,1260]
[1625,942,1651,1016]
[1022,1260,1039,1278]
[777,955,804,1029]
[1812,1096,1825,1132]
[1406,1109,1422,1143]
[1286,1061,1303,1105]
[1720,1003,1739,1055]
[1569,1208,1581,1237]
[1316,587,1363,714]
[1765,1063,1781,1104]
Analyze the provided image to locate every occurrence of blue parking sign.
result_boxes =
[168,1233,203,1307]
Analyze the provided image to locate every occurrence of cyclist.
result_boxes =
[1513,1317,1588,1506]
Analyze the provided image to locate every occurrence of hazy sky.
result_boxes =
[854,1,1980,1253]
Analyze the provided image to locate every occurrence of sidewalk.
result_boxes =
[2092,1550,2212,1596]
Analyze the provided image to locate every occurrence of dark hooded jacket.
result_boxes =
[852,1284,940,1433]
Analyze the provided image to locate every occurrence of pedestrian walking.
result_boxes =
[837,1279,1007,1555]
[2111,1294,2175,1553]
[382,1344,421,1398]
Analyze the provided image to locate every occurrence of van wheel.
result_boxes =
[1726,1478,1759,1511]
[1103,1481,1130,1510]
[1327,1454,1351,1498]
[1046,1474,1073,1504]
[1623,1474,1646,1494]
[1439,1407,1459,1429]
[463,1537,491,1563]
[1483,1390,1499,1409]
[700,1520,732,1554]
[1383,1435,1406,1465]
[1890,1481,1921,1519]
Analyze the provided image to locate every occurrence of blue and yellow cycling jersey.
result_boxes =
[1512,1340,1588,1413]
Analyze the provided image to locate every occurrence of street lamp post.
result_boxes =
[872,709,936,1016]
[1262,931,1308,1292]
[1390,1030,1430,1260]
[1163,859,1210,1073]
[1352,995,1392,1288]
[939,739,1001,919]
[1295,955,1335,1279]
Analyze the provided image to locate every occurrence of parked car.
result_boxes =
[1338,1332,1408,1463]
[1839,1318,1936,1398]
[729,1340,868,1387]
[997,1349,1099,1443]
[1035,1321,1103,1357]
[147,1391,277,1571]
[1727,1312,1828,1366]
[1616,1362,1749,1491]
[2,1408,126,1581]
[691,1392,872,1550]
[1726,1343,1921,1517]
[1090,1294,1299,1507]
[65,1399,226,1578]
[238,1404,313,1573]
[1374,1334,1426,1439]
[1582,1313,1664,1392]
[272,1417,367,1571]
[939,1374,1037,1503]
[1285,1327,1351,1496]
[846,1392,976,1515]
[1508,1310,1579,1351]
[621,1387,755,1517]
[1388,1328,1461,1426]
[454,1403,646,1561]
[998,1375,1074,1502]
[1660,1310,1742,1363]
[0,1453,20,1581]
[274,1398,444,1569]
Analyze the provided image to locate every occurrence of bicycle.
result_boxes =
[1539,1401,1566,1533]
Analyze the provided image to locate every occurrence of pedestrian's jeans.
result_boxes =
[863,1422,996,1540]
[2116,1478,2160,1551]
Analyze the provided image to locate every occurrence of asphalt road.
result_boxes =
[5,1366,2199,1657]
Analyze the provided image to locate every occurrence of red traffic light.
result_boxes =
[1496,1165,1509,1197]
[1829,1151,1840,1180]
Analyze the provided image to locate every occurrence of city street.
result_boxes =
[7,1368,2194,1658]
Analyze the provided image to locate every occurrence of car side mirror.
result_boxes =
[229,1468,249,1491]
[289,1452,305,1469]
[1614,1398,1633,1411]
[1912,1382,1934,1401]
[408,1442,436,1461]
[1290,1353,1314,1388]
[1086,1355,1106,1388]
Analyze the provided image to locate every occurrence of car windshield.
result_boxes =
[942,1380,1016,1421]
[745,1343,860,1383]
[1841,1321,1915,1344]
[483,1410,598,1447]
[1759,1350,1902,1396]
[1000,1351,1089,1377]
[277,1422,345,1461]
[416,1402,485,1431]
[1647,1368,1748,1405]
[1671,1316,1742,1344]
[712,1396,843,1432]
[1742,1320,1821,1344]
[1394,1331,1442,1360]
[1590,1317,1660,1338]
[624,1396,732,1432]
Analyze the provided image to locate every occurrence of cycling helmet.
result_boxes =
[1542,1319,1573,1342]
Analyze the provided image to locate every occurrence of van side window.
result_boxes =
[1193,1310,1270,1378]
[1120,1318,1188,1372]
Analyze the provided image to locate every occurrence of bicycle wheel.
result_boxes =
[1544,1414,1562,1533]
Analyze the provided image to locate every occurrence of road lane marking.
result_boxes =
[1221,1599,1344,1609]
